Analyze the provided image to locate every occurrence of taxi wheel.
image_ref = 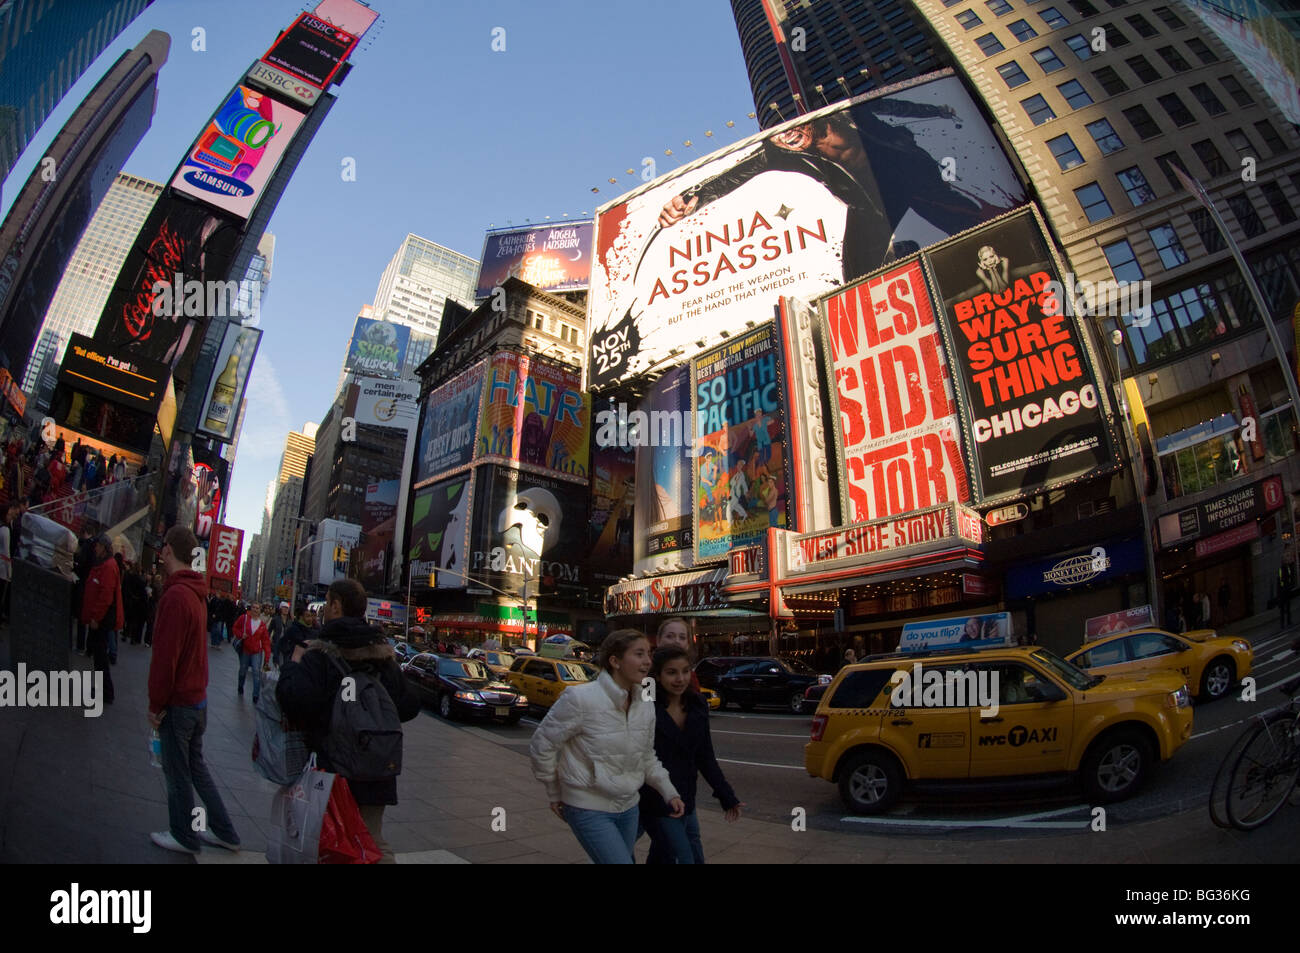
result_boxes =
[1200,658,1235,701]
[838,750,902,815]
[1082,730,1150,803]
[438,693,455,721]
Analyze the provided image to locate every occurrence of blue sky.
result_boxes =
[3,0,761,542]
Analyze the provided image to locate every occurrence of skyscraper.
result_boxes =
[20,172,163,405]
[731,0,950,128]
[0,0,155,201]
[264,424,317,601]
[371,233,478,341]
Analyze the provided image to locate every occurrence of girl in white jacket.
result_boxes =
[530,628,685,863]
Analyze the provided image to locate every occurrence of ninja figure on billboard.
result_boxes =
[658,99,987,281]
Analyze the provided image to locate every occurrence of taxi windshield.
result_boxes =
[1031,648,1094,690]
[556,662,590,681]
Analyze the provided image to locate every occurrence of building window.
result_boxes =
[1098,22,1131,45]
[1157,92,1196,127]
[1122,104,1161,139]
[1185,37,1218,64]
[956,9,984,29]
[1124,13,1157,37]
[1086,117,1125,153]
[1032,45,1066,71]
[1039,6,1069,27]
[1092,65,1128,94]
[1064,33,1094,58]
[1255,120,1287,156]
[1058,78,1093,108]
[1075,182,1114,221]
[1155,45,1191,72]
[1047,133,1086,170]
[1261,181,1298,225]
[1117,165,1156,205]
[1193,138,1228,176]
[1227,194,1266,238]
[998,60,1031,87]
[1152,5,1186,28]
[1189,83,1227,116]
[1068,0,1099,15]
[986,0,1013,14]
[1022,93,1057,124]
[1008,17,1038,39]
[1103,239,1143,281]
[1219,75,1255,107]
[1148,223,1190,268]
[1225,128,1254,162]
[1125,54,1161,82]
[975,32,1006,54]
[1189,208,1227,252]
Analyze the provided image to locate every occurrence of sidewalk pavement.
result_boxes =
[0,618,1297,864]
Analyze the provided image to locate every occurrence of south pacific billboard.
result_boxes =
[475,222,594,300]
[691,323,790,561]
[345,316,410,380]
[822,257,970,523]
[477,352,590,481]
[415,360,486,484]
[922,207,1117,503]
[586,71,1028,389]
[634,365,695,574]
[170,85,305,223]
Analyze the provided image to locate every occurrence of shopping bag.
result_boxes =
[252,672,309,786]
[267,756,332,864]
[317,775,381,864]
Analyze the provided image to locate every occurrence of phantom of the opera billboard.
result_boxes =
[586,71,1028,388]
[477,352,591,481]
[691,323,790,561]
[414,360,486,484]
[469,465,589,596]
[821,257,970,523]
[475,222,594,300]
[921,207,1118,503]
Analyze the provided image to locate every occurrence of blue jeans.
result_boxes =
[643,811,705,864]
[564,804,638,864]
[158,704,239,851]
[108,627,117,662]
[209,621,224,646]
[238,651,263,700]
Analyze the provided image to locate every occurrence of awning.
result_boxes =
[604,566,731,615]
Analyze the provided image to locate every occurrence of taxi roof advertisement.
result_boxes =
[585,72,1028,389]
[921,207,1118,504]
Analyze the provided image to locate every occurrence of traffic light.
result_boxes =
[428,572,436,588]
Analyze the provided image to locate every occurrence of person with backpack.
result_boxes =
[233,602,272,702]
[147,524,240,855]
[277,578,420,863]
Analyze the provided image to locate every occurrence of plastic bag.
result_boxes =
[267,756,332,864]
[252,672,309,786]
[318,776,380,864]
[148,728,161,769]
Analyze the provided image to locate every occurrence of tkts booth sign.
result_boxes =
[208,523,244,596]
[921,207,1118,504]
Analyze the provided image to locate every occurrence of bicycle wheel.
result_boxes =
[1224,713,1300,831]
[1209,723,1260,829]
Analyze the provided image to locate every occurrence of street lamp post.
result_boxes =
[430,567,536,649]
[289,537,327,614]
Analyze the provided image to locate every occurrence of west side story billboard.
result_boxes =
[921,207,1117,503]
[475,223,594,300]
[586,72,1028,389]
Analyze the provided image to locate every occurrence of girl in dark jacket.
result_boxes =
[639,645,742,863]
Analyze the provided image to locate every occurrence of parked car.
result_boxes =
[504,655,590,709]
[694,657,753,690]
[1065,627,1252,702]
[716,657,827,713]
[403,653,530,723]
[698,686,722,711]
[391,641,421,664]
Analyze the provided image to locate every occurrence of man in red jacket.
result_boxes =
[147,524,241,855]
[80,533,122,705]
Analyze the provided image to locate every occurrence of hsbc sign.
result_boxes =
[247,61,321,106]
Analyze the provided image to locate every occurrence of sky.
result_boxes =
[2,0,762,542]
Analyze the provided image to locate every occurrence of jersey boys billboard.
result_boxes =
[822,258,969,523]
[691,324,790,561]
[414,360,485,484]
[586,72,1028,388]
[922,208,1117,502]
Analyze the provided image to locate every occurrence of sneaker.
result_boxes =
[199,829,240,852]
[150,831,199,854]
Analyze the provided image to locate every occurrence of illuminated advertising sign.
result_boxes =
[312,0,381,38]
[196,323,261,442]
[922,207,1117,503]
[208,523,244,592]
[822,258,970,523]
[634,366,695,574]
[348,376,419,430]
[409,474,473,589]
[359,479,400,591]
[475,222,594,299]
[170,85,305,222]
[784,502,984,576]
[58,333,171,415]
[604,566,730,616]
[477,352,590,481]
[261,12,359,89]
[415,360,486,483]
[589,442,635,585]
[775,297,835,533]
[245,61,322,107]
[586,73,1028,388]
[898,611,1012,652]
[691,323,789,561]
[344,317,410,380]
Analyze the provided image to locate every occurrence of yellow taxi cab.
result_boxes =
[805,644,1193,814]
[504,655,591,709]
[477,650,516,679]
[698,687,722,711]
[1065,627,1252,702]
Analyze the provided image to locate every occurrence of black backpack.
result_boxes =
[320,653,403,781]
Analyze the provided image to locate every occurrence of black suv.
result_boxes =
[716,657,825,714]
[694,657,753,690]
